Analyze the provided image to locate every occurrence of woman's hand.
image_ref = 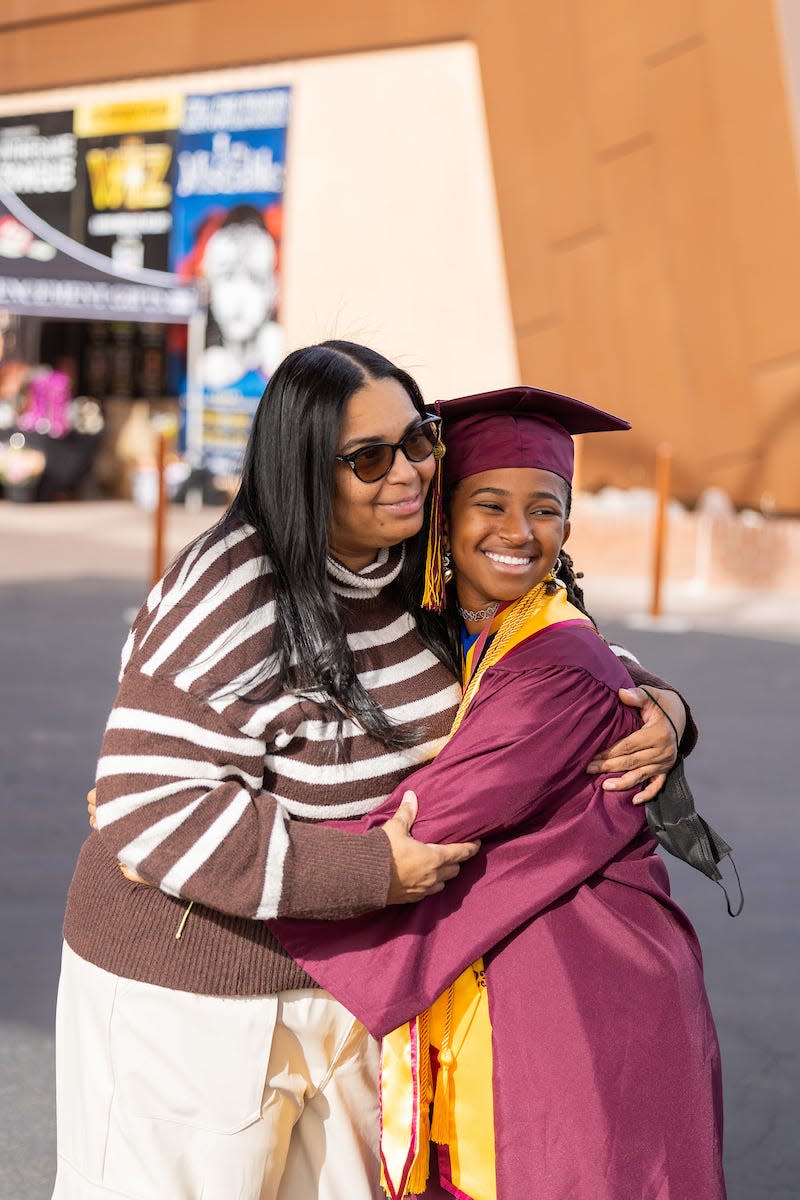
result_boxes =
[586,686,686,804]
[382,791,481,904]
[87,787,151,885]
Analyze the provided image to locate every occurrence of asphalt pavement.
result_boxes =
[1,507,797,1199]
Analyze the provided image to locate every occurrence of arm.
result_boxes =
[93,670,476,921]
[622,656,697,755]
[370,662,642,844]
[590,647,698,801]
[271,656,655,1035]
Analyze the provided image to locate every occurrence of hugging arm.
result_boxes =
[92,670,477,921]
[591,650,697,801]
[271,652,654,1034]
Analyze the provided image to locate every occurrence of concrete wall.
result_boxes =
[3,0,800,507]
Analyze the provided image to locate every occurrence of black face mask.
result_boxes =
[646,758,743,917]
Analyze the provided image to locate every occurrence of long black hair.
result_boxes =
[228,340,457,748]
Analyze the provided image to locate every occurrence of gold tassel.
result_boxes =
[421,437,447,612]
[430,984,455,1144]
[406,1010,433,1195]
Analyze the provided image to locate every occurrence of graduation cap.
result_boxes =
[421,385,630,610]
[437,384,630,489]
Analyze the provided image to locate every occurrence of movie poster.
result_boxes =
[74,98,181,273]
[170,86,290,475]
[0,110,78,235]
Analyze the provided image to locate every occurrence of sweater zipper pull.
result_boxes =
[175,900,194,941]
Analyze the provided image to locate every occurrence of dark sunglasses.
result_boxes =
[335,416,442,483]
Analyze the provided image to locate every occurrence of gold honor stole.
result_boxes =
[379,582,592,1200]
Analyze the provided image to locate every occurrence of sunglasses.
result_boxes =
[335,416,442,483]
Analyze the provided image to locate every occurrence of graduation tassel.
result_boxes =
[430,984,456,1144]
[421,428,447,612]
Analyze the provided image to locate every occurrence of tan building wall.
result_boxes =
[4,0,800,509]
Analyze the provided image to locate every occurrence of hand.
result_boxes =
[87,786,151,886]
[87,787,97,828]
[382,791,481,904]
[119,862,150,886]
[586,687,687,804]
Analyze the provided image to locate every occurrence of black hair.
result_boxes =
[228,340,456,749]
[551,483,596,624]
[219,203,268,232]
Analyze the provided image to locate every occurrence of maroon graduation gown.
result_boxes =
[272,624,725,1200]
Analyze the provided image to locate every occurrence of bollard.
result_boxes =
[151,429,168,587]
[649,443,673,619]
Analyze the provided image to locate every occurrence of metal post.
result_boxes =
[151,429,168,587]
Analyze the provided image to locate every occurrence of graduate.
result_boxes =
[272,386,727,1200]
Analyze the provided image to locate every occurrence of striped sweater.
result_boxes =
[63,520,462,996]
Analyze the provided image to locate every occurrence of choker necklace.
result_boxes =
[459,601,499,622]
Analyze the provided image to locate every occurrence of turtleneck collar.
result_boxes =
[326,545,405,600]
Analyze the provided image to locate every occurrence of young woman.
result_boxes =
[59,346,689,1200]
[272,386,725,1200]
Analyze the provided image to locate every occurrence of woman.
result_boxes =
[272,386,726,1199]
[59,344,688,1200]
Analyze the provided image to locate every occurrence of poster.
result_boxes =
[0,110,77,235]
[74,98,181,273]
[170,86,290,475]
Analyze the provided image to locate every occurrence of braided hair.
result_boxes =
[552,549,595,625]
[547,483,596,626]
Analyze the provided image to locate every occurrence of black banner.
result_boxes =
[0,110,77,236]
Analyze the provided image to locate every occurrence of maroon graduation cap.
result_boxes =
[434,385,631,488]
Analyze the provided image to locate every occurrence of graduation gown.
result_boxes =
[271,620,725,1200]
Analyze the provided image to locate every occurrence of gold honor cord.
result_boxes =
[450,576,552,736]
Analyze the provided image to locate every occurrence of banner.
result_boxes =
[74,98,180,273]
[170,86,290,475]
[0,111,77,235]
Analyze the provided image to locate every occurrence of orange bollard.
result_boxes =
[649,444,673,619]
[151,430,168,587]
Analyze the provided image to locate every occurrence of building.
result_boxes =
[3,0,800,508]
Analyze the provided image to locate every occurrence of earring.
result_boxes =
[552,557,562,578]
[443,551,454,584]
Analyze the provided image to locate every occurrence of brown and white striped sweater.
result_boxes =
[63,521,462,996]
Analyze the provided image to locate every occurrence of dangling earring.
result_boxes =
[552,556,562,578]
[443,550,454,584]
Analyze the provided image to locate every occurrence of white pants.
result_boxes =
[53,943,382,1200]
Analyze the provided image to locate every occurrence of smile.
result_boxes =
[483,551,533,567]
[379,493,423,516]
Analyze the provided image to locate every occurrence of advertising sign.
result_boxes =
[170,86,290,475]
[0,111,77,235]
[74,98,181,273]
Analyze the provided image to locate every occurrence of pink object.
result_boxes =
[18,370,72,438]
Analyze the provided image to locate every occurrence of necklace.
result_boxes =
[458,601,499,622]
